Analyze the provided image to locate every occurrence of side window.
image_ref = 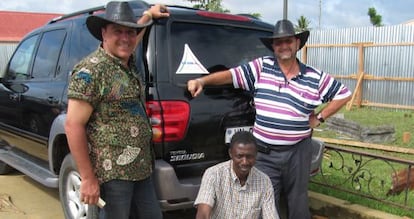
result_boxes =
[8,35,38,80]
[32,29,66,79]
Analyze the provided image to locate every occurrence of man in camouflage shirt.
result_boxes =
[65,2,169,219]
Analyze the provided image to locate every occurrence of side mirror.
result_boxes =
[9,83,29,93]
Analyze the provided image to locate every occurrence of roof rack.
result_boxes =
[46,1,151,24]
[48,5,105,24]
[46,2,200,25]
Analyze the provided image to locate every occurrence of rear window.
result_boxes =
[67,22,100,71]
[170,22,272,81]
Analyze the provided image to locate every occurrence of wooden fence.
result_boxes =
[301,42,414,111]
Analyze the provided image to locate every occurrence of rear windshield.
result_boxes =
[170,22,272,80]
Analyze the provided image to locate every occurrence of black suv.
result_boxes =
[0,1,325,218]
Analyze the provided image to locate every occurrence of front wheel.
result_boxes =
[59,154,98,219]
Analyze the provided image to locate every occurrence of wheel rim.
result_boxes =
[66,170,89,219]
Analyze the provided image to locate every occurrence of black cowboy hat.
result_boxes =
[260,19,310,52]
[86,1,153,41]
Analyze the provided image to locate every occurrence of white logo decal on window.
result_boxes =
[175,44,209,74]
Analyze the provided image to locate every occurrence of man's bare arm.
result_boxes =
[195,203,212,219]
[187,70,233,97]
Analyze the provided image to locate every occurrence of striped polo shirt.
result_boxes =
[230,56,351,146]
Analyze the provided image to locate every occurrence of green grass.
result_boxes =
[309,183,414,217]
[310,107,414,218]
[315,107,414,148]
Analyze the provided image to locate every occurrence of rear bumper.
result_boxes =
[152,139,325,211]
[153,159,200,211]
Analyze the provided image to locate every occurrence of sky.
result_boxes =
[0,0,413,29]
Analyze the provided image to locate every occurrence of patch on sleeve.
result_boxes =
[75,68,92,84]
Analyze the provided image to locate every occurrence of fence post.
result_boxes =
[302,46,308,64]
[347,42,372,110]
[355,43,366,108]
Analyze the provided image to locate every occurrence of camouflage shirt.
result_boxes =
[67,46,153,184]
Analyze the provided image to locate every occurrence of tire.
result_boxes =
[0,161,12,175]
[59,154,98,219]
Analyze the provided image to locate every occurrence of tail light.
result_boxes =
[146,100,190,143]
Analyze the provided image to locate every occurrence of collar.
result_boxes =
[273,57,307,79]
[97,45,136,70]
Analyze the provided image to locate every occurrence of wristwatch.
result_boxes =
[316,113,325,123]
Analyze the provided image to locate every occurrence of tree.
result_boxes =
[295,15,311,32]
[367,7,383,27]
[249,13,261,19]
[186,0,262,18]
[187,0,229,13]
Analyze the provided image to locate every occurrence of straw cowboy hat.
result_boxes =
[260,19,310,51]
[86,1,153,41]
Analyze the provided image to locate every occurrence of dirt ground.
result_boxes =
[0,171,64,219]
[1,171,401,219]
[0,170,196,219]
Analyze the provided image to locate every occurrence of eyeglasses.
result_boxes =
[273,37,295,46]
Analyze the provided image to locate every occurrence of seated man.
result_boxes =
[194,131,279,219]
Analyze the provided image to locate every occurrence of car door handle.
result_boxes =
[47,96,59,104]
[9,93,20,101]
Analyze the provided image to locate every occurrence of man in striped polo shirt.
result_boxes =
[187,19,351,219]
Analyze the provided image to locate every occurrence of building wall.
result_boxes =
[0,42,18,76]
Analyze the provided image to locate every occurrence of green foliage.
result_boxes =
[309,184,414,218]
[368,7,383,27]
[187,0,262,19]
[295,15,311,32]
[311,106,414,218]
[187,0,229,13]
[314,107,414,148]
[249,13,261,19]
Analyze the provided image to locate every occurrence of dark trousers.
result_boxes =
[255,137,313,219]
[98,177,162,219]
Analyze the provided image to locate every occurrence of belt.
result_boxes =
[256,143,271,154]
[256,138,309,154]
